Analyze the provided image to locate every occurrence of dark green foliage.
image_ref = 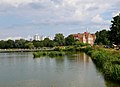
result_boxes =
[43,38,55,47]
[64,46,76,51]
[7,40,15,48]
[82,47,120,82]
[65,35,76,46]
[95,30,110,45]
[0,33,92,49]
[75,41,90,46]
[54,33,65,46]
[33,41,44,48]
[15,39,26,48]
[95,13,120,46]
[33,51,65,58]
[110,14,120,45]
[0,39,27,49]
[25,42,34,49]
[0,40,8,49]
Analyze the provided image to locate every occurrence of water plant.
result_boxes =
[33,51,65,58]
[82,46,120,82]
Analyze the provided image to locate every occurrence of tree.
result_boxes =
[25,42,34,49]
[95,30,110,45]
[33,40,44,48]
[14,39,26,48]
[54,33,65,46]
[110,13,120,45]
[43,38,55,47]
[47,40,55,47]
[65,35,76,46]
[0,40,6,49]
[7,39,15,48]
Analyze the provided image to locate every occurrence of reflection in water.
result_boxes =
[0,52,119,87]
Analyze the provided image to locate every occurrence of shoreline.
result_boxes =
[0,48,54,52]
[81,46,120,83]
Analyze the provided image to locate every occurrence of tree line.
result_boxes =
[0,13,119,49]
[95,13,120,46]
[0,34,86,49]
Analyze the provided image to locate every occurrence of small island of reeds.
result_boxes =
[33,51,65,58]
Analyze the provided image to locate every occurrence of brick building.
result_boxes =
[72,32,96,45]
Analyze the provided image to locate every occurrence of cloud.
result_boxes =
[112,11,120,17]
[0,0,119,21]
[0,0,119,39]
[91,14,110,24]
[0,0,37,7]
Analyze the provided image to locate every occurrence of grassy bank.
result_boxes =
[33,45,89,58]
[33,51,65,58]
[81,46,120,82]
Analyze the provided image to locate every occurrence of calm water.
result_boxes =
[0,52,119,87]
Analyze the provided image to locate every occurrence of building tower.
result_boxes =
[34,34,40,41]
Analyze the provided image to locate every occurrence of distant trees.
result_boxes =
[1,13,120,49]
[0,33,77,49]
[7,40,14,48]
[25,42,34,49]
[14,39,26,48]
[0,40,6,49]
[54,33,65,46]
[43,38,55,47]
[65,35,76,45]
[0,32,94,49]
[33,38,55,48]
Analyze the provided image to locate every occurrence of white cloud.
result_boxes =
[0,0,39,7]
[112,11,120,17]
[91,14,108,24]
[0,0,119,38]
[2,36,22,41]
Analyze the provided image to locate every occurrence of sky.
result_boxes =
[0,0,119,40]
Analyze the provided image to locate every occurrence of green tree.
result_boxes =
[47,40,55,47]
[43,38,55,47]
[0,40,6,49]
[110,13,120,45]
[65,35,76,46]
[25,42,34,49]
[15,39,26,48]
[33,41,44,48]
[95,30,110,45]
[54,33,65,46]
[7,39,15,48]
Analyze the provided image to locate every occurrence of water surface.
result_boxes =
[0,52,119,87]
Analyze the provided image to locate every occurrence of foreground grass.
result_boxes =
[81,46,120,82]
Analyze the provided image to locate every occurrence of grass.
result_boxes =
[33,51,65,58]
[82,46,120,82]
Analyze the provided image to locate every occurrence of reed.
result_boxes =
[33,51,65,58]
[82,47,120,82]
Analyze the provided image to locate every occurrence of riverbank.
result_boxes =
[0,48,54,52]
[81,46,120,82]
[33,46,86,58]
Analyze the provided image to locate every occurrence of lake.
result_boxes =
[0,52,119,87]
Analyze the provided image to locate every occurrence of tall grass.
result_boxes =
[33,51,65,58]
[82,47,120,82]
